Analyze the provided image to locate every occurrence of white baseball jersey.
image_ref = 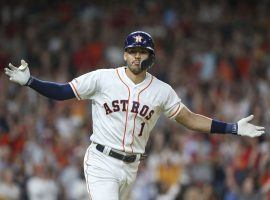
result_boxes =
[69,67,183,154]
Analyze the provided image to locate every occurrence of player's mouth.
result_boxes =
[132,60,141,66]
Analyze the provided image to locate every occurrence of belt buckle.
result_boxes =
[140,154,147,161]
[123,155,136,163]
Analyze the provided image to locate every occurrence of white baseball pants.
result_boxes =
[84,143,140,200]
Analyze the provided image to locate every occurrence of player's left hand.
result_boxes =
[237,115,265,137]
[4,59,30,85]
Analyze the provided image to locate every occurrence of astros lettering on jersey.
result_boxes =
[69,67,183,154]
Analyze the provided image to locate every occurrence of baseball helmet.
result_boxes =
[124,31,155,54]
[124,31,155,69]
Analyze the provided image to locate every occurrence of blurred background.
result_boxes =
[0,0,270,199]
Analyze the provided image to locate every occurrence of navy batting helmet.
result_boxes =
[124,31,155,69]
[124,31,155,54]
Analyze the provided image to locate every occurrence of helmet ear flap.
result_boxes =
[141,53,155,70]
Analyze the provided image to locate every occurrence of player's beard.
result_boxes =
[126,61,144,75]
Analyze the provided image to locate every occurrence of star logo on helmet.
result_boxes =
[134,35,143,43]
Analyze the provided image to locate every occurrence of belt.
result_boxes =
[96,144,139,163]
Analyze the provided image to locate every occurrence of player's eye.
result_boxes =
[128,49,137,54]
[127,48,148,55]
[139,49,148,54]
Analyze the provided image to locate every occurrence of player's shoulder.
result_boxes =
[90,67,125,83]
[75,67,117,80]
[95,67,122,74]
[94,67,116,73]
[83,67,118,77]
[149,73,173,91]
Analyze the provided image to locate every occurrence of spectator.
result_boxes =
[26,165,59,200]
[0,169,20,200]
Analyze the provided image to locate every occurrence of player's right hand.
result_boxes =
[4,59,30,85]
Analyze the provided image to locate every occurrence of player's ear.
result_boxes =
[124,52,127,61]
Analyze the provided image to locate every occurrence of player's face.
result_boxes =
[124,47,149,75]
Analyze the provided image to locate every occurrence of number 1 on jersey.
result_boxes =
[138,122,145,137]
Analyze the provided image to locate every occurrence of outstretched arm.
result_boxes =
[26,77,75,100]
[175,106,265,137]
[4,60,75,101]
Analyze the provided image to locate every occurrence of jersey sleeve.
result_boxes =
[69,70,101,100]
[162,86,184,120]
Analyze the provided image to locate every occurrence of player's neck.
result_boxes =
[125,68,147,84]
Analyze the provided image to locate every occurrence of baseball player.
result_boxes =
[4,31,265,200]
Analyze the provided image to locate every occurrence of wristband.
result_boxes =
[211,120,238,135]
[25,76,34,86]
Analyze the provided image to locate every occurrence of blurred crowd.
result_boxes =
[0,0,270,199]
